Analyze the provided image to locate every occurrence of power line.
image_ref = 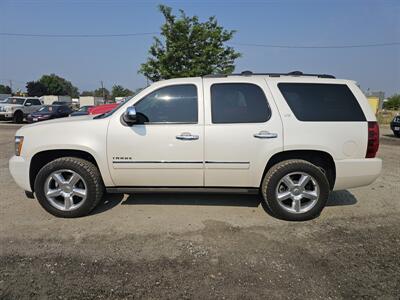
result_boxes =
[230,42,400,49]
[0,32,158,38]
[1,32,399,48]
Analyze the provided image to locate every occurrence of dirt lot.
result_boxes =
[0,123,399,299]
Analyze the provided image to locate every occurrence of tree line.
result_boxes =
[24,74,134,100]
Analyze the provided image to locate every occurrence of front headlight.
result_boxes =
[15,136,24,156]
[5,106,13,112]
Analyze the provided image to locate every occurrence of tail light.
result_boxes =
[366,122,379,158]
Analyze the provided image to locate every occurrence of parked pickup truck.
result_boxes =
[0,97,42,123]
[390,115,400,137]
[9,71,382,221]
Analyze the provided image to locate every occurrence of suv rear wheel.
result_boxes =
[34,157,104,218]
[261,159,330,221]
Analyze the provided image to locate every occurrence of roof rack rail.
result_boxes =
[203,71,335,79]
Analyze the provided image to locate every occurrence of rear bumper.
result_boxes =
[9,155,32,192]
[390,122,400,132]
[333,158,382,190]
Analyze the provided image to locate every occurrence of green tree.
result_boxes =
[0,84,12,94]
[38,74,79,97]
[383,94,400,110]
[139,5,241,81]
[94,87,110,99]
[111,85,133,99]
[81,91,94,96]
[26,81,47,97]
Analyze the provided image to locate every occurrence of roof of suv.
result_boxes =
[203,71,336,79]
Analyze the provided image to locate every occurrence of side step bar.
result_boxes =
[106,187,260,194]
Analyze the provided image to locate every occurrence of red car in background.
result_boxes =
[88,103,118,115]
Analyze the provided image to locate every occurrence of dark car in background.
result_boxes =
[26,105,72,123]
[69,105,93,117]
[390,115,400,137]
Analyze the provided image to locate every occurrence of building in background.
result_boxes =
[79,96,104,107]
[365,91,385,114]
[40,95,72,105]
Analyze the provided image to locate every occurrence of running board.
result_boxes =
[106,187,260,194]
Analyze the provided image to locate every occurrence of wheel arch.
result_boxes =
[13,109,23,116]
[262,150,336,190]
[29,149,102,192]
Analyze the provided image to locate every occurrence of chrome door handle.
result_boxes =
[176,132,199,140]
[253,131,278,139]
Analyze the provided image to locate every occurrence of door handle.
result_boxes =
[253,130,278,139]
[176,132,199,140]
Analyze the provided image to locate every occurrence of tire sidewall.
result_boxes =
[13,111,23,123]
[34,158,101,218]
[262,160,330,221]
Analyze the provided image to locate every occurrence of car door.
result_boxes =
[203,77,283,187]
[107,79,204,187]
[31,99,42,112]
[24,99,35,114]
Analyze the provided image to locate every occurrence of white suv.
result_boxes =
[9,72,382,221]
[0,97,42,123]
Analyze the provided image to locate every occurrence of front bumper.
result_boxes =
[9,155,32,192]
[333,158,382,190]
[0,111,13,120]
[26,115,51,123]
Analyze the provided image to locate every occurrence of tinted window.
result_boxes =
[135,84,198,123]
[57,106,69,112]
[278,83,366,121]
[5,98,25,105]
[211,83,271,124]
[39,106,56,112]
[29,99,41,105]
[25,99,33,105]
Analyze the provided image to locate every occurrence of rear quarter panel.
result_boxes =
[266,78,373,160]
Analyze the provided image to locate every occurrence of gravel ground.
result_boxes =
[0,123,399,299]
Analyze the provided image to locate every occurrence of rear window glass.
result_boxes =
[278,83,366,121]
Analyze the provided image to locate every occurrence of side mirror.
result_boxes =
[25,103,32,107]
[122,106,137,125]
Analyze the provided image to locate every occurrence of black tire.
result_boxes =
[261,159,330,221]
[394,131,400,138]
[34,157,104,218]
[13,110,23,123]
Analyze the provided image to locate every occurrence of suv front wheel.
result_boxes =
[261,159,330,221]
[34,157,104,218]
[13,110,23,123]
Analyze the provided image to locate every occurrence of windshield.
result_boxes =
[38,106,57,112]
[79,106,90,112]
[94,96,134,119]
[4,98,25,105]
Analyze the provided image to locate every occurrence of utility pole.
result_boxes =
[100,81,105,103]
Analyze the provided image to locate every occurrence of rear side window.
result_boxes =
[211,83,271,123]
[278,83,366,121]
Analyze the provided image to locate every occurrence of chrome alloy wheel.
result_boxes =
[44,169,87,211]
[275,172,320,214]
